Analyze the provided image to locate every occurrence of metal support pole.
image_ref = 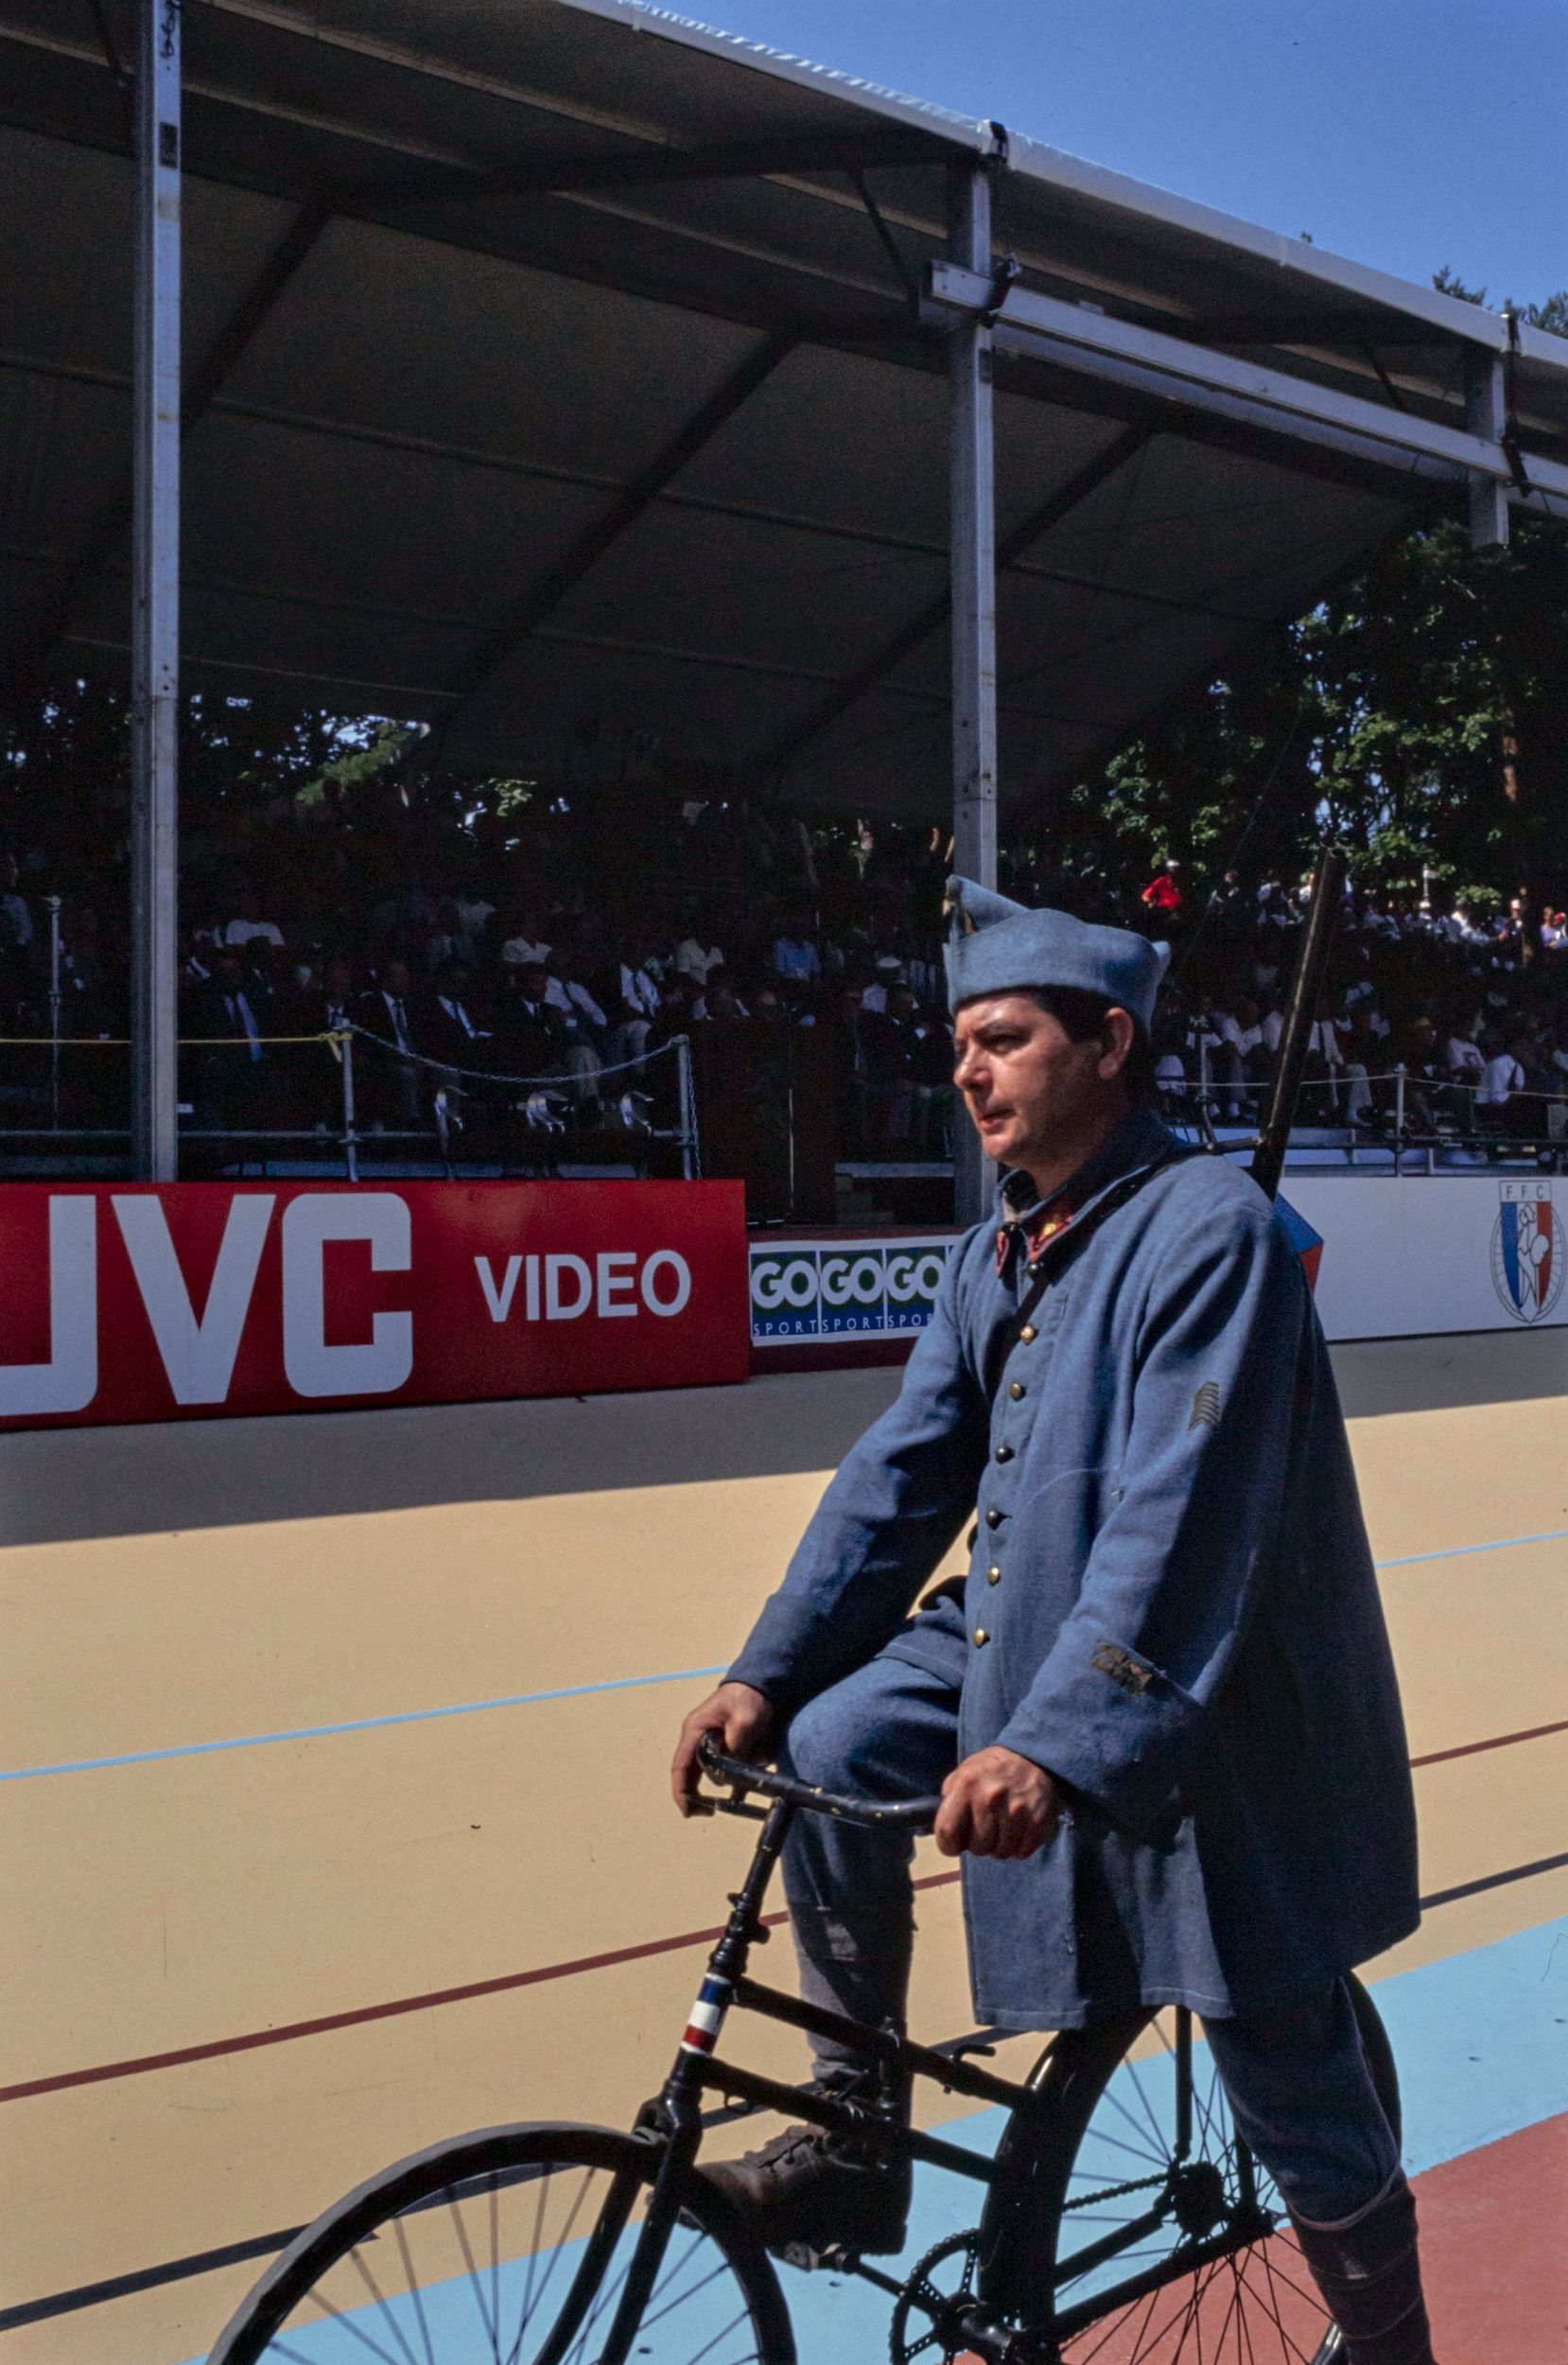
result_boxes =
[1465,352,1508,555]
[45,894,62,1130]
[339,1031,359,1181]
[1393,1060,1406,1175]
[130,0,182,1181]
[948,162,999,1230]
[676,1034,698,1180]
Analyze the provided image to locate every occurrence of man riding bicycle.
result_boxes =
[672,881,1437,2365]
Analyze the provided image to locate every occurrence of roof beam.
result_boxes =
[928,260,1568,505]
[9,199,331,702]
[356,127,950,217]
[424,327,798,755]
[761,422,1156,776]
[1171,307,1462,351]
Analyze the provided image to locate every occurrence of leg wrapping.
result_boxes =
[1290,2168,1437,2365]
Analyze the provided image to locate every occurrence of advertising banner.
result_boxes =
[750,1176,1566,1354]
[750,1236,957,1344]
[1285,1173,1567,1340]
[0,1181,748,1431]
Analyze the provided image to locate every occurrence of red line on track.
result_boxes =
[1409,1716,1568,1768]
[3,1723,1559,2108]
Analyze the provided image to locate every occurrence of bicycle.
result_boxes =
[208,1735,1399,2364]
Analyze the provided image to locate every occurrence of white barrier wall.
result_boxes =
[749,1175,1568,1354]
[1283,1174,1566,1340]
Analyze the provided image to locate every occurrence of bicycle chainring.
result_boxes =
[889,2229,981,2364]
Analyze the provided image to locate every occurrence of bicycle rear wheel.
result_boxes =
[1003,1977,1400,2363]
[207,2121,795,2365]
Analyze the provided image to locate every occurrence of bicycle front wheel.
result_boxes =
[207,2121,795,2365]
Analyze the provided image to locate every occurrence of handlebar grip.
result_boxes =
[697,1732,941,1833]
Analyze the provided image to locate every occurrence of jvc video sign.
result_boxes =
[0,1181,748,1429]
[749,1236,958,1344]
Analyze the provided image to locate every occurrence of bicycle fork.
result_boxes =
[578,1798,794,2365]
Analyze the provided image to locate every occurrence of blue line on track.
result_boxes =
[1375,1526,1568,1569]
[5,1526,1565,1786]
[0,1666,728,1783]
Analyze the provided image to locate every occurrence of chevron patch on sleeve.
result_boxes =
[1188,1380,1222,1432]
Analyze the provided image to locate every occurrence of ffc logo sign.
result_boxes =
[749,1237,955,1340]
[1491,1181,1562,1324]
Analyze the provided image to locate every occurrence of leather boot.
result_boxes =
[700,2070,911,2260]
[1289,2169,1438,2364]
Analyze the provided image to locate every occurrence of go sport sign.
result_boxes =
[750,1237,958,1342]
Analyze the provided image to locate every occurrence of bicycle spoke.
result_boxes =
[685,2303,759,2365]
[303,2280,417,2365]
[390,2216,437,2365]
[513,2152,554,2348]
[508,2163,601,2365]
[1095,2082,1176,2168]
[1122,2053,1174,2161]
[443,2181,500,2360]
[345,2246,425,2365]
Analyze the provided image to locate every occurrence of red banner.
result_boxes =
[0,1182,748,1430]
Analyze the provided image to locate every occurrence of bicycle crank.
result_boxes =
[890,2231,1059,2365]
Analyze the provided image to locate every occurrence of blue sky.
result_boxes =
[676,0,1566,312]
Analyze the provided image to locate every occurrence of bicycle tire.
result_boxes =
[206,2119,796,2365]
[984,1975,1401,2364]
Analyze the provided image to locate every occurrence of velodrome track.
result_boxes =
[0,1326,1563,2363]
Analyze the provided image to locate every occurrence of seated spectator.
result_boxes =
[1444,1017,1486,1126]
[500,959,601,1111]
[1230,996,1271,1094]
[1476,1028,1525,1139]
[427,960,493,1059]
[699,975,749,1026]
[297,954,357,1037]
[772,913,821,987]
[500,908,552,969]
[186,947,270,1130]
[221,885,286,950]
[612,929,663,1068]
[672,909,725,990]
[1339,1006,1384,1124]
[907,997,956,1157]
[0,854,34,953]
[352,957,429,1126]
[543,952,608,1043]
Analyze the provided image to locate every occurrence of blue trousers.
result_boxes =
[778,1651,1401,2223]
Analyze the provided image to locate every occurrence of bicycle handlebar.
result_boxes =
[696,1732,942,1832]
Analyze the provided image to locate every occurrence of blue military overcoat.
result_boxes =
[730,1111,1420,2028]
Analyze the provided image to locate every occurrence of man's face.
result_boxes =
[952,992,1127,1171]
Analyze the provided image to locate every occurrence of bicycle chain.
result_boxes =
[1062,2169,1168,2212]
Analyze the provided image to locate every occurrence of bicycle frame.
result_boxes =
[580,1755,1276,2365]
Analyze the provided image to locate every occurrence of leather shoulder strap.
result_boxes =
[982,1143,1191,1405]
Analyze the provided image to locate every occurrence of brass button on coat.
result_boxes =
[1008,1381,1026,1401]
[1019,1323,1037,1343]
[986,1565,1002,1585]
[973,1627,990,1646]
[995,1444,1014,1463]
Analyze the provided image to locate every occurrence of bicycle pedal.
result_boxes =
[773,2238,855,2273]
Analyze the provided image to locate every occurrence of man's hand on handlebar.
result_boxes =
[934,1745,1059,1861]
[671,1681,779,1817]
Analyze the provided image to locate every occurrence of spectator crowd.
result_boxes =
[1,783,1564,1211]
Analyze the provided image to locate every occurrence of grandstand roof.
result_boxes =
[3,0,1566,820]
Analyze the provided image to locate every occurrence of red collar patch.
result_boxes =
[997,1199,1077,1274]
